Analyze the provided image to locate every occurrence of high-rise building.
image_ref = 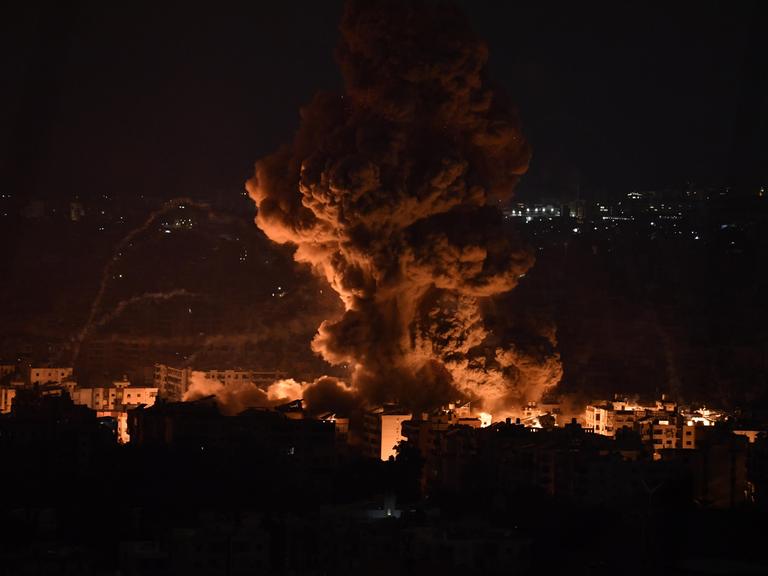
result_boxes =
[363,405,412,461]
[154,364,191,400]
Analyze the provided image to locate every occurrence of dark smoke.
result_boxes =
[247,0,560,413]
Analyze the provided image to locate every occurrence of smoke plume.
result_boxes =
[184,372,356,416]
[247,0,560,412]
[92,290,198,329]
[71,197,210,365]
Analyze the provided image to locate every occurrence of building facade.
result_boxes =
[363,406,412,461]
[30,366,73,385]
[69,379,158,443]
[0,386,17,414]
[153,364,191,401]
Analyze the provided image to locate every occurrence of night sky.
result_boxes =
[2,1,765,204]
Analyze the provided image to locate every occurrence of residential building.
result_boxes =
[153,364,287,401]
[586,403,615,436]
[69,378,158,443]
[153,364,191,400]
[0,385,17,413]
[651,419,678,452]
[29,366,73,385]
[363,405,412,461]
[70,379,157,411]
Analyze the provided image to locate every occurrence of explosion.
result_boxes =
[184,372,356,417]
[247,0,561,414]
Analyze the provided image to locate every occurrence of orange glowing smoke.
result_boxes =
[246,0,561,412]
[184,372,357,416]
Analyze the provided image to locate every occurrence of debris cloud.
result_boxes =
[247,0,560,412]
[184,372,357,416]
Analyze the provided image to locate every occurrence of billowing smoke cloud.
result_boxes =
[184,372,357,416]
[247,0,560,412]
[301,375,360,416]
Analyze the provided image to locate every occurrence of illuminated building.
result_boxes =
[649,419,678,452]
[69,378,158,443]
[29,366,73,385]
[0,385,17,414]
[654,397,677,412]
[585,403,615,436]
[636,414,681,454]
[613,410,639,433]
[204,369,287,386]
[585,396,678,439]
[70,378,157,411]
[681,406,720,427]
[153,363,191,400]
[363,405,412,461]
[154,364,288,401]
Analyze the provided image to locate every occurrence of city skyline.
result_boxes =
[1,2,767,574]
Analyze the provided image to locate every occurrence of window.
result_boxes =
[685,441,692,446]
[595,413,601,421]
